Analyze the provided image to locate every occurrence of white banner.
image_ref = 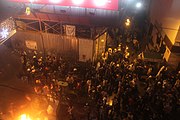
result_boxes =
[79,38,93,62]
[65,25,76,36]
[25,40,37,50]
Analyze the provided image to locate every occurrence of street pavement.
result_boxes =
[0,45,37,119]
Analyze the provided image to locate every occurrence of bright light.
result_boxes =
[136,2,142,8]
[72,0,84,5]
[19,114,31,120]
[101,39,104,42]
[125,19,131,27]
[29,0,35,3]
[49,0,61,4]
[125,22,130,26]
[126,46,129,50]
[94,0,108,6]
[26,7,31,15]
[108,99,113,106]
[29,0,38,3]
[0,28,9,39]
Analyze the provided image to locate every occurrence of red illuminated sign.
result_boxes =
[9,0,118,10]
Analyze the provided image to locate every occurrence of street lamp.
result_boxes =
[136,2,142,8]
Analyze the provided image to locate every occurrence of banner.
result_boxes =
[25,40,37,50]
[65,25,76,36]
[9,0,119,10]
[79,38,93,62]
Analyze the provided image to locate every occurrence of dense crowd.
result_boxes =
[83,49,179,120]
[19,45,180,120]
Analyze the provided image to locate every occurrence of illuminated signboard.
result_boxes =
[9,0,118,10]
[0,18,16,45]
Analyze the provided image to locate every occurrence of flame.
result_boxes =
[109,99,113,106]
[19,114,31,120]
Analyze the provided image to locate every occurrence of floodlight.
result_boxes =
[72,0,84,5]
[136,2,142,8]
[49,0,61,4]
[94,0,108,6]
[0,28,9,39]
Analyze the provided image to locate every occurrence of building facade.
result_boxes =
[149,0,180,68]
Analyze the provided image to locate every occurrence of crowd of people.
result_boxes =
[82,47,179,120]
[19,50,77,101]
[18,44,179,120]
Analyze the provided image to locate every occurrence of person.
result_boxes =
[66,74,74,89]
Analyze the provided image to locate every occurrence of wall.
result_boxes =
[163,46,171,61]
[11,31,79,60]
[150,0,180,44]
[79,38,93,62]
[150,0,180,66]
[168,53,180,68]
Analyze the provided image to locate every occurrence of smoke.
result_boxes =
[0,45,33,117]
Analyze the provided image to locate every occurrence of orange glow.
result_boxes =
[25,7,31,16]
[125,19,131,27]
[19,114,31,120]
[109,99,113,106]
[101,39,104,42]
